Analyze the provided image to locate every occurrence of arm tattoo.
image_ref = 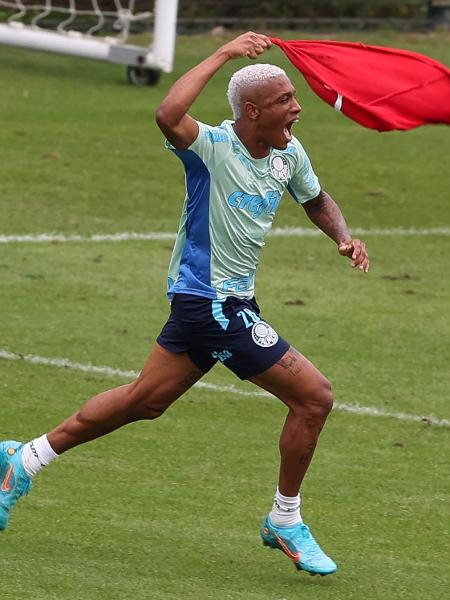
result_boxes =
[303,190,351,244]
[276,347,305,376]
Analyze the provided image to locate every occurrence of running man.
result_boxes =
[0,32,369,576]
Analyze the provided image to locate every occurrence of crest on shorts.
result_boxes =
[270,155,289,182]
[251,321,279,348]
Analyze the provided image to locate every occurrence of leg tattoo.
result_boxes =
[178,369,202,391]
[298,442,316,465]
[277,347,306,376]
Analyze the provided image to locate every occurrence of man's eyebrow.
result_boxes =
[276,90,295,101]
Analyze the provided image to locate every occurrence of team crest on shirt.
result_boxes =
[251,321,279,348]
[270,155,289,182]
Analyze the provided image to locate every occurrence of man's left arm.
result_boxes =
[302,190,370,273]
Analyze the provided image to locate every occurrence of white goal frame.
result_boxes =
[0,1,178,76]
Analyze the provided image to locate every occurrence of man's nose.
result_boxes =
[292,99,301,114]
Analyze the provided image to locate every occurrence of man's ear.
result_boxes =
[244,101,260,121]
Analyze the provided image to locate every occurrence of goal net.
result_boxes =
[0,0,179,84]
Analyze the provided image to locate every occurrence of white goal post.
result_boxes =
[0,0,179,84]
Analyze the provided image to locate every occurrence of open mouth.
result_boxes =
[283,118,299,142]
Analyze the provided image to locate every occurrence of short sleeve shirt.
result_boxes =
[166,120,320,300]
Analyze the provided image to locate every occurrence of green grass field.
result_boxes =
[1,30,449,599]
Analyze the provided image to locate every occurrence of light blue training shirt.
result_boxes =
[166,119,321,301]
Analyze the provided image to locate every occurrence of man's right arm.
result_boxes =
[155,32,271,150]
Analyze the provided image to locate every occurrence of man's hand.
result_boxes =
[338,239,370,273]
[219,32,272,60]
[302,191,369,274]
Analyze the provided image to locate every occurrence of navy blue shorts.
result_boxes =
[157,293,289,380]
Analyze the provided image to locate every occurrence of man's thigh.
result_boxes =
[129,343,205,411]
[249,346,331,409]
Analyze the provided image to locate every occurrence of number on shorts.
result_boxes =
[237,308,260,329]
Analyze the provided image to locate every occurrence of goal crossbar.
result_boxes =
[0,0,178,73]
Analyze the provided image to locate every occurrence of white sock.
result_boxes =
[21,434,59,477]
[269,487,302,527]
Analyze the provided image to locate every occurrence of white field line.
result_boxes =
[1,227,450,244]
[1,349,448,428]
[0,232,177,243]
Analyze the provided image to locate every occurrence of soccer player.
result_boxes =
[0,32,369,576]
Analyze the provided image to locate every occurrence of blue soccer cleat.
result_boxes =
[0,441,32,530]
[260,515,337,575]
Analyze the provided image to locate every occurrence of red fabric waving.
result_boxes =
[270,37,450,131]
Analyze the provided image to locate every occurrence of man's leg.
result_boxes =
[0,344,204,529]
[47,344,203,453]
[250,346,337,575]
[250,346,333,496]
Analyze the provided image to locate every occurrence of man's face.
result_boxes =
[245,75,302,149]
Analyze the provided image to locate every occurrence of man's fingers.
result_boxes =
[246,33,271,56]
[351,250,365,266]
[338,241,353,256]
[249,46,268,57]
[352,240,366,258]
[352,245,362,260]
[351,240,366,260]
[353,256,370,272]
[225,31,271,59]
[339,239,370,273]
[249,32,272,46]
[353,254,370,273]
[247,43,269,59]
[363,258,370,272]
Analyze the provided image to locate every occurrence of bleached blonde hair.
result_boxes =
[227,63,287,119]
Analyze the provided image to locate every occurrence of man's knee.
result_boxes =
[315,376,334,415]
[293,376,334,421]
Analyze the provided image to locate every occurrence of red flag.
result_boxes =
[270,37,450,131]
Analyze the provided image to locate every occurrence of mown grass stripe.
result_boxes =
[1,227,450,244]
[1,349,448,428]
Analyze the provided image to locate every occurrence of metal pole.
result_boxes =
[0,24,112,60]
[0,23,158,68]
[151,0,179,72]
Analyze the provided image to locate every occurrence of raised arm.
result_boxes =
[303,190,370,272]
[155,32,271,150]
